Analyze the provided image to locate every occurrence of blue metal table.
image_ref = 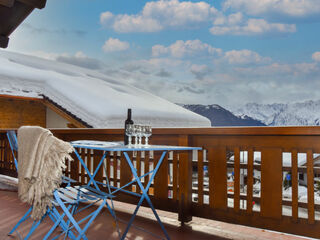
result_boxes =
[71,140,201,240]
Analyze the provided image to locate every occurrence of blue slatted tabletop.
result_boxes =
[71,140,201,152]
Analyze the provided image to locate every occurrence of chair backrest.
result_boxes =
[6,130,18,171]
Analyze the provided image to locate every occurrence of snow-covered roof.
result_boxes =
[0,51,210,128]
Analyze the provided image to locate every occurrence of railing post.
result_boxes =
[261,148,282,219]
[178,134,192,224]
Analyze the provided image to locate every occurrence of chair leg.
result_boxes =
[8,207,32,235]
[24,219,42,240]
[76,199,107,240]
[43,205,76,240]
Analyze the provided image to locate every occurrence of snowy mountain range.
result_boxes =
[182,100,320,127]
[181,104,265,126]
[232,100,320,126]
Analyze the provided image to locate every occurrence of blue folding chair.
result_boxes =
[6,130,77,239]
[44,186,117,240]
[7,130,18,171]
[6,130,117,240]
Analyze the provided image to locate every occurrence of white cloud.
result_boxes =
[138,58,185,68]
[152,39,222,58]
[100,11,114,25]
[210,18,296,36]
[224,49,271,64]
[213,12,244,26]
[190,64,210,80]
[102,38,130,52]
[56,51,103,69]
[312,52,320,62]
[223,0,320,18]
[100,0,218,33]
[235,62,319,77]
[112,15,163,33]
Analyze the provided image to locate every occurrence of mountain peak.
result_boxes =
[232,100,320,126]
[181,104,265,127]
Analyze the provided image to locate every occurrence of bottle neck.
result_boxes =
[127,109,132,120]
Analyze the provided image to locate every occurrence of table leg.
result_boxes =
[121,151,170,240]
[73,149,108,191]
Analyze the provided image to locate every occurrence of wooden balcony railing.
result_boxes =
[1,127,320,238]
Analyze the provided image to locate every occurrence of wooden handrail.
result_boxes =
[1,126,320,238]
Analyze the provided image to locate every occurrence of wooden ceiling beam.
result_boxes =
[0,0,46,48]
[0,35,9,48]
[0,0,14,7]
[0,2,34,36]
[18,0,46,9]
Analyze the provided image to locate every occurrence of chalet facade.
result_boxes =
[0,94,89,128]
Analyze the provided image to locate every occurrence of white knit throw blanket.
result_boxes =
[18,126,74,220]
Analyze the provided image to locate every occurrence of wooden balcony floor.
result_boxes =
[0,190,310,240]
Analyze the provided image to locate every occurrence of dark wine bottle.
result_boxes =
[124,108,134,145]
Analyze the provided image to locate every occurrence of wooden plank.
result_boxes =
[246,148,254,214]
[234,147,240,212]
[113,152,118,187]
[291,149,298,221]
[198,150,204,205]
[80,149,86,184]
[120,152,132,190]
[154,151,168,200]
[93,150,103,183]
[144,151,150,189]
[18,0,47,9]
[106,154,111,183]
[86,149,92,185]
[208,148,215,208]
[0,35,8,48]
[48,126,320,138]
[0,97,46,129]
[178,135,192,223]
[260,148,282,219]
[136,151,141,193]
[212,147,227,209]
[65,148,69,178]
[307,150,315,224]
[0,138,3,168]
[0,0,14,7]
[172,152,178,201]
[70,151,79,181]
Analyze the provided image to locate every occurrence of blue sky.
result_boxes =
[7,0,320,107]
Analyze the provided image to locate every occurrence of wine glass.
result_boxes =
[126,124,134,147]
[144,126,152,146]
[136,125,143,146]
[133,125,142,147]
[132,125,138,146]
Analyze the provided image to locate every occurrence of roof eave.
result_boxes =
[0,0,47,48]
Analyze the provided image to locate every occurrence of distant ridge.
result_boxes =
[180,104,265,127]
[231,100,320,126]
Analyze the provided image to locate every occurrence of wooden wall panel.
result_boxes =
[0,98,45,128]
